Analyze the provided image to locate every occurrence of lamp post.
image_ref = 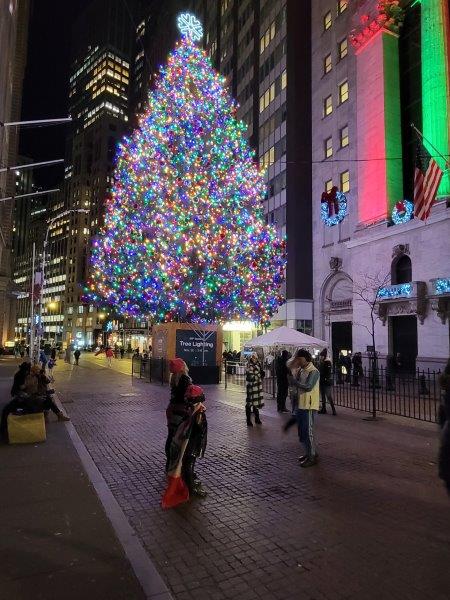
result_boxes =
[35,208,89,362]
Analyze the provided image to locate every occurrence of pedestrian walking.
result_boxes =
[284,349,320,468]
[438,359,450,495]
[74,349,81,365]
[352,352,363,386]
[47,357,56,381]
[120,347,125,359]
[51,346,57,361]
[105,347,114,367]
[275,350,291,412]
[245,353,264,427]
[318,348,336,415]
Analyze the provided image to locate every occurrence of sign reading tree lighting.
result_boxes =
[177,13,203,42]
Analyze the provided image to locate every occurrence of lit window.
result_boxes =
[340,125,349,148]
[76,317,83,327]
[260,146,275,170]
[325,179,333,193]
[338,38,348,59]
[337,0,348,15]
[259,82,275,113]
[324,11,332,30]
[324,137,333,159]
[281,69,287,89]
[260,20,276,54]
[323,95,333,117]
[340,170,350,192]
[67,306,73,315]
[78,305,84,314]
[339,80,349,104]
[324,54,332,75]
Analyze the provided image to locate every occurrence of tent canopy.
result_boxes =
[243,326,327,351]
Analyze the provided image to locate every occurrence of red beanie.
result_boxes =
[185,384,204,399]
[169,358,186,374]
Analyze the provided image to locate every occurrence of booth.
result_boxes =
[152,322,223,384]
[243,326,327,359]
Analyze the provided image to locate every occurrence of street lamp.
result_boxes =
[35,208,89,362]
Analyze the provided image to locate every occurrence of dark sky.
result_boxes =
[19,0,87,188]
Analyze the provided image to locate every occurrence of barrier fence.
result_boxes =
[132,355,168,385]
[223,360,442,423]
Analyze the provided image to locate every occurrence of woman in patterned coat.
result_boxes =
[245,353,264,427]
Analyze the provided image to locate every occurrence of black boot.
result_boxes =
[246,406,253,427]
[253,407,262,425]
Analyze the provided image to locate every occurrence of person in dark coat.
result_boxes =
[318,348,336,415]
[336,353,345,384]
[352,352,363,386]
[343,354,352,383]
[74,349,81,365]
[275,350,291,413]
[50,347,57,361]
[438,359,450,495]
[11,361,31,396]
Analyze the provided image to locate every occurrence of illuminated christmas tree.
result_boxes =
[87,16,286,324]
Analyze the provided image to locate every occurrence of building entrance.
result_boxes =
[390,315,417,372]
[331,321,352,359]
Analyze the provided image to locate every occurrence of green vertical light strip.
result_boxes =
[421,0,450,197]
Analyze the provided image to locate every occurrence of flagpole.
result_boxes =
[30,242,36,363]
[410,123,450,169]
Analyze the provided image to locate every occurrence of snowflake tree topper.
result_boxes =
[177,13,203,42]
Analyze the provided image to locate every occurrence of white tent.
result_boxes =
[243,326,327,353]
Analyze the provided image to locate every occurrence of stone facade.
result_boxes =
[312,0,450,371]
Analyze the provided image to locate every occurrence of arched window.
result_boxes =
[392,255,412,284]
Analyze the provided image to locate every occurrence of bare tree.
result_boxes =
[353,270,390,419]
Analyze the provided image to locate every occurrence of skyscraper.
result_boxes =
[0,0,30,344]
[56,0,137,348]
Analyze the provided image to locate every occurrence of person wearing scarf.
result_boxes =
[162,358,208,509]
[245,353,264,427]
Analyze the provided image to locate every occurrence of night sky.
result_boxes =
[19,0,87,188]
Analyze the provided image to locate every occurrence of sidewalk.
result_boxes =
[0,357,146,600]
[54,358,450,600]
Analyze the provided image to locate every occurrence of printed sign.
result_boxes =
[175,329,217,366]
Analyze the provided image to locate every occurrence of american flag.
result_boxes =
[413,141,444,221]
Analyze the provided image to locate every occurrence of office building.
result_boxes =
[311,0,450,370]
[0,0,30,344]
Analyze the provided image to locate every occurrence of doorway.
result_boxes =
[331,321,352,360]
[390,315,417,372]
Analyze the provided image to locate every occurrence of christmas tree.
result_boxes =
[88,17,286,324]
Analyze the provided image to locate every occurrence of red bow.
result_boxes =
[321,186,339,217]
[395,201,406,214]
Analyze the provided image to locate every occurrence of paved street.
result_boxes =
[53,354,450,600]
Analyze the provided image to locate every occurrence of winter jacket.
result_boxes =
[291,362,320,411]
[319,358,333,387]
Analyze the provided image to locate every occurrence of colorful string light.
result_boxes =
[86,37,286,325]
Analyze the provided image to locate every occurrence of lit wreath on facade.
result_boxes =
[391,199,413,225]
[321,186,348,227]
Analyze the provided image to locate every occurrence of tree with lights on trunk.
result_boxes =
[87,14,286,325]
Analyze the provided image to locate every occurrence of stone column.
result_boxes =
[351,1,404,225]
[421,0,450,198]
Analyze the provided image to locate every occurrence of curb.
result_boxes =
[56,393,173,600]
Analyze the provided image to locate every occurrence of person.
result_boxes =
[162,361,208,508]
[343,353,352,383]
[1,363,31,440]
[47,357,56,382]
[39,349,48,370]
[74,348,81,365]
[284,349,320,468]
[11,361,31,396]
[105,346,114,367]
[352,352,363,386]
[275,350,291,413]
[51,346,57,361]
[438,359,450,495]
[120,347,125,359]
[336,353,345,384]
[318,348,336,415]
[28,366,70,422]
[245,353,264,427]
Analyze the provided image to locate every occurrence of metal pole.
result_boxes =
[29,243,36,362]
[0,117,72,128]
[0,159,64,174]
[0,188,60,203]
